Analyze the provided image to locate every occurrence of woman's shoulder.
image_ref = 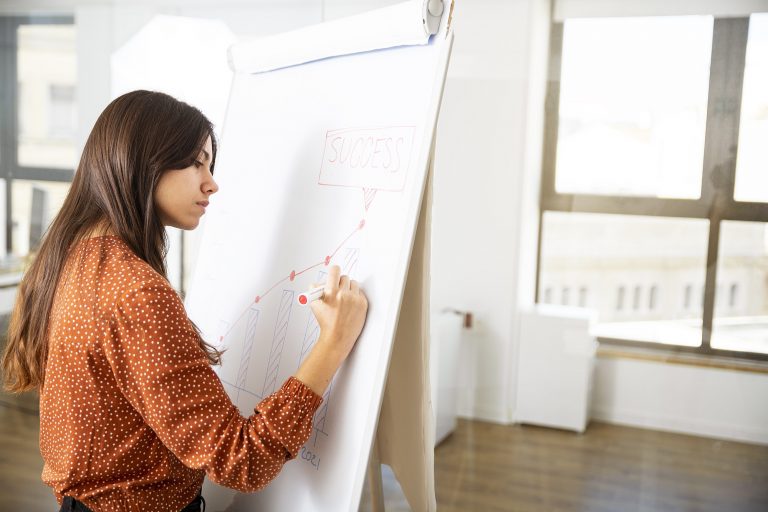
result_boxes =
[74,235,173,299]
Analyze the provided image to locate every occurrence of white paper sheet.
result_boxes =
[228,0,432,74]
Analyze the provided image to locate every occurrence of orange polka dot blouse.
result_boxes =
[39,235,322,511]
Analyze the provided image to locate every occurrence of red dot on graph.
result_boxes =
[359,219,366,229]
[290,270,296,281]
[324,256,330,265]
[254,296,260,303]
[298,295,307,305]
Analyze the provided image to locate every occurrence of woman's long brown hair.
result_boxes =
[2,90,223,393]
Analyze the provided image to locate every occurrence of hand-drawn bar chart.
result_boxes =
[262,290,295,397]
[235,306,259,403]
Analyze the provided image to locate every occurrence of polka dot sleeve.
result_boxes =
[103,279,323,492]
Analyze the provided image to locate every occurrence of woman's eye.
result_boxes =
[194,160,203,168]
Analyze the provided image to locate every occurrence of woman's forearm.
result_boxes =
[293,332,348,396]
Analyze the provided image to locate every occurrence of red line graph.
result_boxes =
[218,217,366,343]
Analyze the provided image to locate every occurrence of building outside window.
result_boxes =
[578,286,587,307]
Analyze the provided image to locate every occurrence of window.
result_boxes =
[554,16,712,199]
[537,15,768,360]
[0,17,75,262]
[10,180,70,255]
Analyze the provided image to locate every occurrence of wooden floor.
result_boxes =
[0,393,53,510]
[433,419,768,512]
[3,395,767,511]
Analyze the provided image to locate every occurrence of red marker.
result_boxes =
[297,286,325,306]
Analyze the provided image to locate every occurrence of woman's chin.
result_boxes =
[166,219,200,231]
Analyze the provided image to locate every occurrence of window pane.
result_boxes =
[556,17,712,199]
[711,221,768,354]
[734,14,768,203]
[17,24,78,169]
[538,212,709,347]
[11,180,70,257]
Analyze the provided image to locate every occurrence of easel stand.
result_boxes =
[362,148,436,512]
[367,437,386,512]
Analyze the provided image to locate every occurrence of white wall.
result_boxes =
[432,0,551,422]
[593,358,768,445]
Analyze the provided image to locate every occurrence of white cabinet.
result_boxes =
[430,312,463,445]
[515,305,597,433]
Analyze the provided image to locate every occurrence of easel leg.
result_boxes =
[365,141,437,512]
[367,437,385,512]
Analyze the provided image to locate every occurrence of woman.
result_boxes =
[1,90,368,512]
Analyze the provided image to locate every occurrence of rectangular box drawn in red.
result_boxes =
[319,126,416,191]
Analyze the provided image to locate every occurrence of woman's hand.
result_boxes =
[309,265,368,361]
[293,265,368,395]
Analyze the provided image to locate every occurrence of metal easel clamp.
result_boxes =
[423,0,444,35]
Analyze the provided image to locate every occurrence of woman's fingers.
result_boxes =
[317,266,356,297]
[325,265,341,294]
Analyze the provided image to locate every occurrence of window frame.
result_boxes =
[0,15,75,256]
[537,16,768,362]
